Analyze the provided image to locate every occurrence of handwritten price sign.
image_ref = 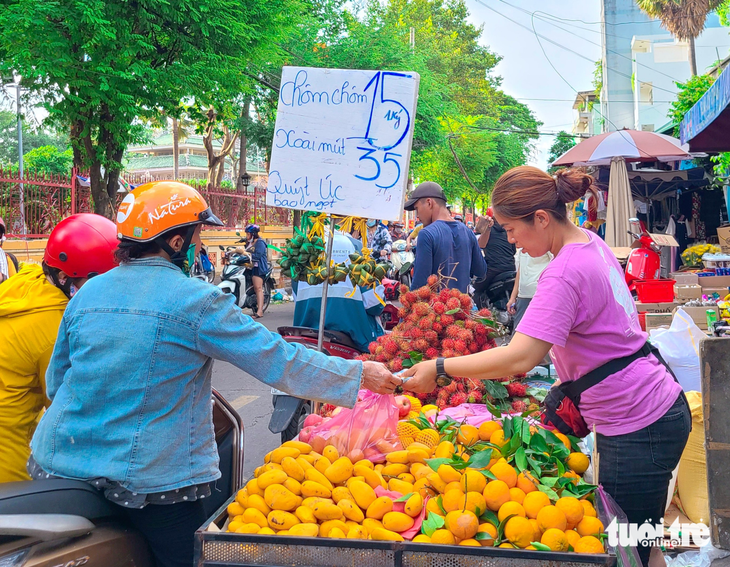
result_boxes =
[267,66,420,221]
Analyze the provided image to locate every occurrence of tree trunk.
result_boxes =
[172,117,179,180]
[203,107,238,190]
[688,36,698,76]
[230,100,251,228]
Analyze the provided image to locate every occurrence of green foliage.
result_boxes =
[668,74,716,136]
[21,145,73,175]
[592,60,603,102]
[0,0,296,216]
[719,0,730,25]
[547,131,577,173]
[0,111,69,166]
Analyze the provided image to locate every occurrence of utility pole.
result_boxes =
[410,27,415,51]
[16,81,25,235]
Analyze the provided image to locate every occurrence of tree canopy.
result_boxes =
[547,131,577,173]
[0,0,296,216]
[0,111,69,167]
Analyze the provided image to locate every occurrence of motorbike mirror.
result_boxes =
[219,245,225,250]
[235,231,241,236]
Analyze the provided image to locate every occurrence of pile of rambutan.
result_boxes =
[356,274,512,410]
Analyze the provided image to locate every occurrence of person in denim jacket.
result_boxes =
[29,181,419,567]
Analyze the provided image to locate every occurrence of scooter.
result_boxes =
[389,239,414,288]
[269,326,363,443]
[218,243,276,315]
[0,389,244,567]
[625,217,662,292]
[191,243,216,283]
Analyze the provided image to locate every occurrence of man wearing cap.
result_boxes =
[404,182,486,292]
[0,218,19,284]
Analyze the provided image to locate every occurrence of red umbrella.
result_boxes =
[552,130,692,167]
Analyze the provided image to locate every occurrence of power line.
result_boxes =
[472,0,681,96]
[488,0,686,84]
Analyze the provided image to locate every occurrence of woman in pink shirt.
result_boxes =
[404,166,690,566]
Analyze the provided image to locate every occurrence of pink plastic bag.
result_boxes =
[438,403,499,427]
[301,391,400,463]
[594,485,642,566]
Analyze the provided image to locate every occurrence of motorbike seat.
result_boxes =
[489,271,516,286]
[0,479,124,521]
[277,326,359,350]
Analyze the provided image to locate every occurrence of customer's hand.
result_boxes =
[361,361,403,395]
[507,300,517,315]
[400,360,437,393]
[475,216,493,234]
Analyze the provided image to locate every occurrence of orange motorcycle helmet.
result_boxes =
[116,181,224,267]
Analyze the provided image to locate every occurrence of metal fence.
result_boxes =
[0,168,290,238]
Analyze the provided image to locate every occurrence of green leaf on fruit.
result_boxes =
[445,308,460,315]
[540,476,559,487]
[465,449,493,469]
[526,387,548,402]
[538,484,559,501]
[408,351,423,362]
[530,542,552,551]
[394,492,414,502]
[475,531,495,542]
[496,513,517,542]
[475,316,497,328]
[402,359,414,369]
[483,380,509,401]
[514,447,527,472]
[425,458,451,472]
[436,495,447,515]
[484,401,503,419]
[480,509,499,528]
[421,512,445,537]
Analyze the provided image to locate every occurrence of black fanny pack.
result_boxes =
[541,342,676,438]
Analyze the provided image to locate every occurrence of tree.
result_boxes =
[637,0,723,75]
[0,0,295,217]
[668,73,716,136]
[0,111,69,166]
[21,145,73,175]
[547,131,577,173]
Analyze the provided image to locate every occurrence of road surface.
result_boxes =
[211,301,297,479]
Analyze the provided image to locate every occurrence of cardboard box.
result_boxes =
[674,284,703,300]
[611,247,633,262]
[698,275,730,290]
[645,312,673,331]
[650,233,679,247]
[674,306,719,330]
[671,272,700,286]
[718,225,730,254]
[702,288,729,298]
[635,301,681,313]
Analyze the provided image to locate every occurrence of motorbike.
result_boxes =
[0,389,244,567]
[269,326,363,443]
[218,242,276,315]
[473,271,516,332]
[389,239,414,287]
[191,243,216,284]
[625,217,662,293]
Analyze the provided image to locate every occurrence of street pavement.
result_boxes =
[211,301,296,479]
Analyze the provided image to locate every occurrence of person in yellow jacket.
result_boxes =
[0,213,118,482]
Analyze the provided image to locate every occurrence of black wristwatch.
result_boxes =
[435,357,453,387]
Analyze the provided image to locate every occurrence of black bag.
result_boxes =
[541,342,676,438]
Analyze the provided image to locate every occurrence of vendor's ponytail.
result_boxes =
[492,166,598,224]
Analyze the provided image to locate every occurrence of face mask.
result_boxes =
[367,220,376,228]
[69,283,79,298]
[183,243,196,277]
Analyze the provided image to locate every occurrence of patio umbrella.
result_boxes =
[552,129,692,166]
[604,157,633,248]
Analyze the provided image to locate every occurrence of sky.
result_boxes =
[465,0,603,170]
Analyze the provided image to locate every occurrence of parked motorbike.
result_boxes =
[218,242,276,315]
[625,217,661,292]
[473,271,516,332]
[269,326,363,443]
[389,239,414,287]
[191,243,216,283]
[0,389,244,567]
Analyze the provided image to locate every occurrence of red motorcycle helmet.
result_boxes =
[486,206,494,217]
[44,213,119,278]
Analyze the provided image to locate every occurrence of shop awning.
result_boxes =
[680,65,730,152]
[596,167,709,199]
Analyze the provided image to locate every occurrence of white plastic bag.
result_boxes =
[649,308,705,392]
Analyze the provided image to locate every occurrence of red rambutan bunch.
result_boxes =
[450,288,461,298]
[368,342,378,354]
[445,297,460,311]
[468,342,479,353]
[399,284,409,295]
[383,339,399,355]
[477,308,492,318]
[418,316,435,330]
[439,288,451,303]
[445,325,461,338]
[453,339,468,354]
[506,382,528,398]
[441,338,455,349]
[425,347,440,359]
[440,314,455,326]
[441,348,457,358]
[467,390,483,403]
[431,301,446,315]
[511,400,528,412]
[389,358,403,372]
[459,294,472,310]
[459,329,474,343]
[416,286,432,300]
[427,274,439,287]
[474,324,488,336]
[449,392,468,407]
[413,302,431,317]
[432,322,443,334]
[424,330,439,344]
[412,338,430,352]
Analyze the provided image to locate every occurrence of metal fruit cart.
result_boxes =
[195,495,617,567]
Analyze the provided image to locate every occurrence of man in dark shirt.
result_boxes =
[474,214,516,289]
[404,182,486,292]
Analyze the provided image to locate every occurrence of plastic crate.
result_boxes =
[195,496,617,567]
[634,279,676,303]
[638,312,647,332]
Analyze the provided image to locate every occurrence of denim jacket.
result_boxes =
[31,257,362,493]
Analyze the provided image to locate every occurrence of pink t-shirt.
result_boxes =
[517,230,681,436]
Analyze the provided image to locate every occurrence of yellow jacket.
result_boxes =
[0,263,67,482]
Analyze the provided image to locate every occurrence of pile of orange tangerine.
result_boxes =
[225,418,605,554]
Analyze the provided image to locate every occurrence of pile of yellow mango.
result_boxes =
[225,418,607,554]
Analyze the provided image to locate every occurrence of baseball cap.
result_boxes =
[404,181,447,211]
